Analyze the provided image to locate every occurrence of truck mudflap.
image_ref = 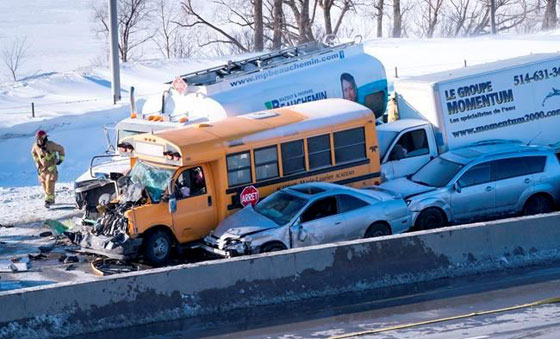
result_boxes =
[69,230,143,260]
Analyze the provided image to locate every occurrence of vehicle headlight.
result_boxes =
[224,240,246,255]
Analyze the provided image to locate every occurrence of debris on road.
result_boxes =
[28,253,47,260]
[44,219,74,236]
[63,255,79,264]
[91,258,141,276]
[0,260,28,273]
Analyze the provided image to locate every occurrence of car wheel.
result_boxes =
[260,242,287,253]
[523,195,554,216]
[143,230,173,266]
[364,222,391,238]
[415,208,446,231]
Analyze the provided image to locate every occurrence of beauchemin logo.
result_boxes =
[265,90,328,109]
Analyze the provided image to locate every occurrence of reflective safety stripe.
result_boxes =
[44,152,56,161]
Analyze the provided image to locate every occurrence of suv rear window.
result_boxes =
[493,156,547,181]
[523,156,546,174]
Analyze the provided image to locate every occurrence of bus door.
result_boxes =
[171,164,218,242]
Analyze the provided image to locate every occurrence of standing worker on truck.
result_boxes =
[31,130,65,208]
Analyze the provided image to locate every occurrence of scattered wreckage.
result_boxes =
[68,175,146,261]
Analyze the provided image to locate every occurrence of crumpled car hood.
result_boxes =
[380,177,435,199]
[212,206,279,238]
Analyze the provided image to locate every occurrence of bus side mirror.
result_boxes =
[169,197,177,213]
[167,180,177,213]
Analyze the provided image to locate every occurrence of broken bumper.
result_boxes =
[71,231,143,260]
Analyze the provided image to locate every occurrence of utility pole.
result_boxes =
[109,0,121,104]
[490,0,497,34]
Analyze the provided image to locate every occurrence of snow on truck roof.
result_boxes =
[396,53,560,86]
[139,99,372,163]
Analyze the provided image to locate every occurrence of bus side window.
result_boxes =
[364,91,385,118]
[227,151,252,187]
[281,140,305,175]
[255,146,279,181]
[333,127,366,164]
[307,134,332,170]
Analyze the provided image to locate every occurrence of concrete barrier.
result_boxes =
[1,212,560,338]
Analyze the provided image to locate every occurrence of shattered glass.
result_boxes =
[128,161,174,203]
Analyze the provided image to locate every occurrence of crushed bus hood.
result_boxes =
[67,177,146,259]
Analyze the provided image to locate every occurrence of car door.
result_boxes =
[291,196,346,248]
[171,165,218,243]
[451,161,495,222]
[336,194,372,240]
[493,156,545,216]
[382,127,435,180]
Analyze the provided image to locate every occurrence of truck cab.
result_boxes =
[378,119,439,181]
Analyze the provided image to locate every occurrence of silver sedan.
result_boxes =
[202,182,411,257]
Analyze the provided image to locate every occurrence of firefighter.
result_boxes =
[31,130,65,208]
[387,92,400,122]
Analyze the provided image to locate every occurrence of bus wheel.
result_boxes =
[143,230,172,266]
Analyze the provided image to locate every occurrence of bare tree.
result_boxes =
[542,0,558,29]
[1,37,28,81]
[444,0,535,37]
[374,0,385,37]
[285,0,317,43]
[318,0,354,36]
[255,0,265,51]
[93,0,154,62]
[272,0,284,48]
[421,0,444,38]
[392,0,402,37]
[490,0,497,34]
[153,0,191,58]
[180,0,252,53]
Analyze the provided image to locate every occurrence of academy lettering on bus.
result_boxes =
[117,99,381,263]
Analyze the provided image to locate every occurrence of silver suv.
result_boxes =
[380,141,560,230]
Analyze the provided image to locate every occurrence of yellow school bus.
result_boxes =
[118,98,380,264]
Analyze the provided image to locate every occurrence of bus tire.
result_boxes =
[143,229,173,266]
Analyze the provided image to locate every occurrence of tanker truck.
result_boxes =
[75,39,389,218]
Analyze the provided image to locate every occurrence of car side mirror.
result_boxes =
[296,224,307,241]
[453,182,462,193]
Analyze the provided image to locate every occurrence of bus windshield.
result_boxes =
[128,161,175,203]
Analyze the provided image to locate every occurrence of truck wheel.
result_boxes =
[415,208,446,231]
[143,230,173,265]
[364,222,391,238]
[523,195,554,216]
[260,242,287,253]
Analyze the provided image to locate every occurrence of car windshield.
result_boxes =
[128,161,175,203]
[254,192,308,226]
[411,156,464,187]
[377,129,398,160]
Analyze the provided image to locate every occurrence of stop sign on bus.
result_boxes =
[240,186,259,207]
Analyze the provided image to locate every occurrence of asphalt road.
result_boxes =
[83,264,560,339]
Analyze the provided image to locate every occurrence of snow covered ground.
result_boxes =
[0,1,559,226]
